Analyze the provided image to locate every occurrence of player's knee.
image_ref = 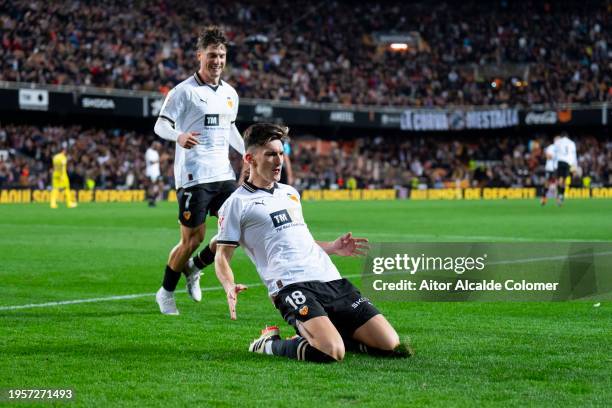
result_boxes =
[181,236,202,254]
[318,339,345,361]
[379,331,401,351]
[187,238,202,253]
[332,341,346,361]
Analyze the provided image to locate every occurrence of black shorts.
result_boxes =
[274,278,380,338]
[177,180,236,227]
[556,161,570,179]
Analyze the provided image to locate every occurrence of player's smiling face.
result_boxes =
[198,44,226,85]
[248,140,284,188]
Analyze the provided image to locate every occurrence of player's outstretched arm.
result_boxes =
[317,232,369,257]
[215,244,248,320]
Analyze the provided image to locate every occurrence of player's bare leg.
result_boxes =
[185,235,218,278]
[345,315,412,357]
[352,314,400,350]
[296,316,345,361]
[168,224,205,271]
[249,316,344,362]
[156,224,205,314]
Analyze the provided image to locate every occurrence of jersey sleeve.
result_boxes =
[231,90,239,123]
[158,86,187,127]
[217,196,243,246]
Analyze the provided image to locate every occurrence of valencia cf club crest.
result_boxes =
[183,211,191,221]
[227,97,234,109]
[299,305,309,316]
[287,194,299,203]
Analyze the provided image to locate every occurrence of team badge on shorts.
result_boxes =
[183,211,191,221]
[299,305,309,316]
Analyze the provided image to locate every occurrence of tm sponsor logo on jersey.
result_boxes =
[269,209,304,231]
[204,114,219,126]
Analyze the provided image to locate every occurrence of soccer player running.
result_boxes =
[145,141,162,207]
[553,132,577,206]
[50,145,77,209]
[540,138,557,206]
[153,27,245,315]
[215,123,411,362]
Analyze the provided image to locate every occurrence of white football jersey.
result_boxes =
[159,73,239,188]
[217,182,341,295]
[544,144,557,172]
[554,136,577,167]
[145,147,160,180]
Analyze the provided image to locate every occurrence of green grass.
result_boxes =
[1,200,611,407]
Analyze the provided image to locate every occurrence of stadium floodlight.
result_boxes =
[389,43,409,51]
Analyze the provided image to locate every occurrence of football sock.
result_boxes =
[557,184,565,200]
[162,265,181,292]
[192,245,215,270]
[342,337,412,358]
[270,337,336,363]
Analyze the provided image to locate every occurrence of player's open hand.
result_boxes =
[333,232,369,257]
[225,283,248,320]
[178,131,200,149]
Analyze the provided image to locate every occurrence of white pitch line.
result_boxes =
[0,274,361,312]
[487,251,612,266]
[0,285,257,311]
[1,248,610,312]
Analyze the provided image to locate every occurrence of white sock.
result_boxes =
[264,340,274,355]
[185,258,196,275]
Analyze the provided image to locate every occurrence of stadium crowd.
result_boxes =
[1,124,610,191]
[0,124,174,190]
[291,134,612,190]
[1,0,610,107]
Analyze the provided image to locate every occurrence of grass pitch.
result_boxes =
[1,200,611,407]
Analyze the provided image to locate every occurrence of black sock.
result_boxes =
[558,184,565,198]
[192,245,215,269]
[162,265,181,292]
[271,337,336,363]
[342,336,412,358]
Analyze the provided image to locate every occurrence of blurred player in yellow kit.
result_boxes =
[50,146,77,209]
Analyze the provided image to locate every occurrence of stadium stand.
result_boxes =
[1,124,610,190]
[1,0,610,106]
[0,1,610,195]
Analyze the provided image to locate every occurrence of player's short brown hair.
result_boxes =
[244,123,288,151]
[197,26,227,50]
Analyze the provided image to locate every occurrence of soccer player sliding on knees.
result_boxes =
[215,123,412,362]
